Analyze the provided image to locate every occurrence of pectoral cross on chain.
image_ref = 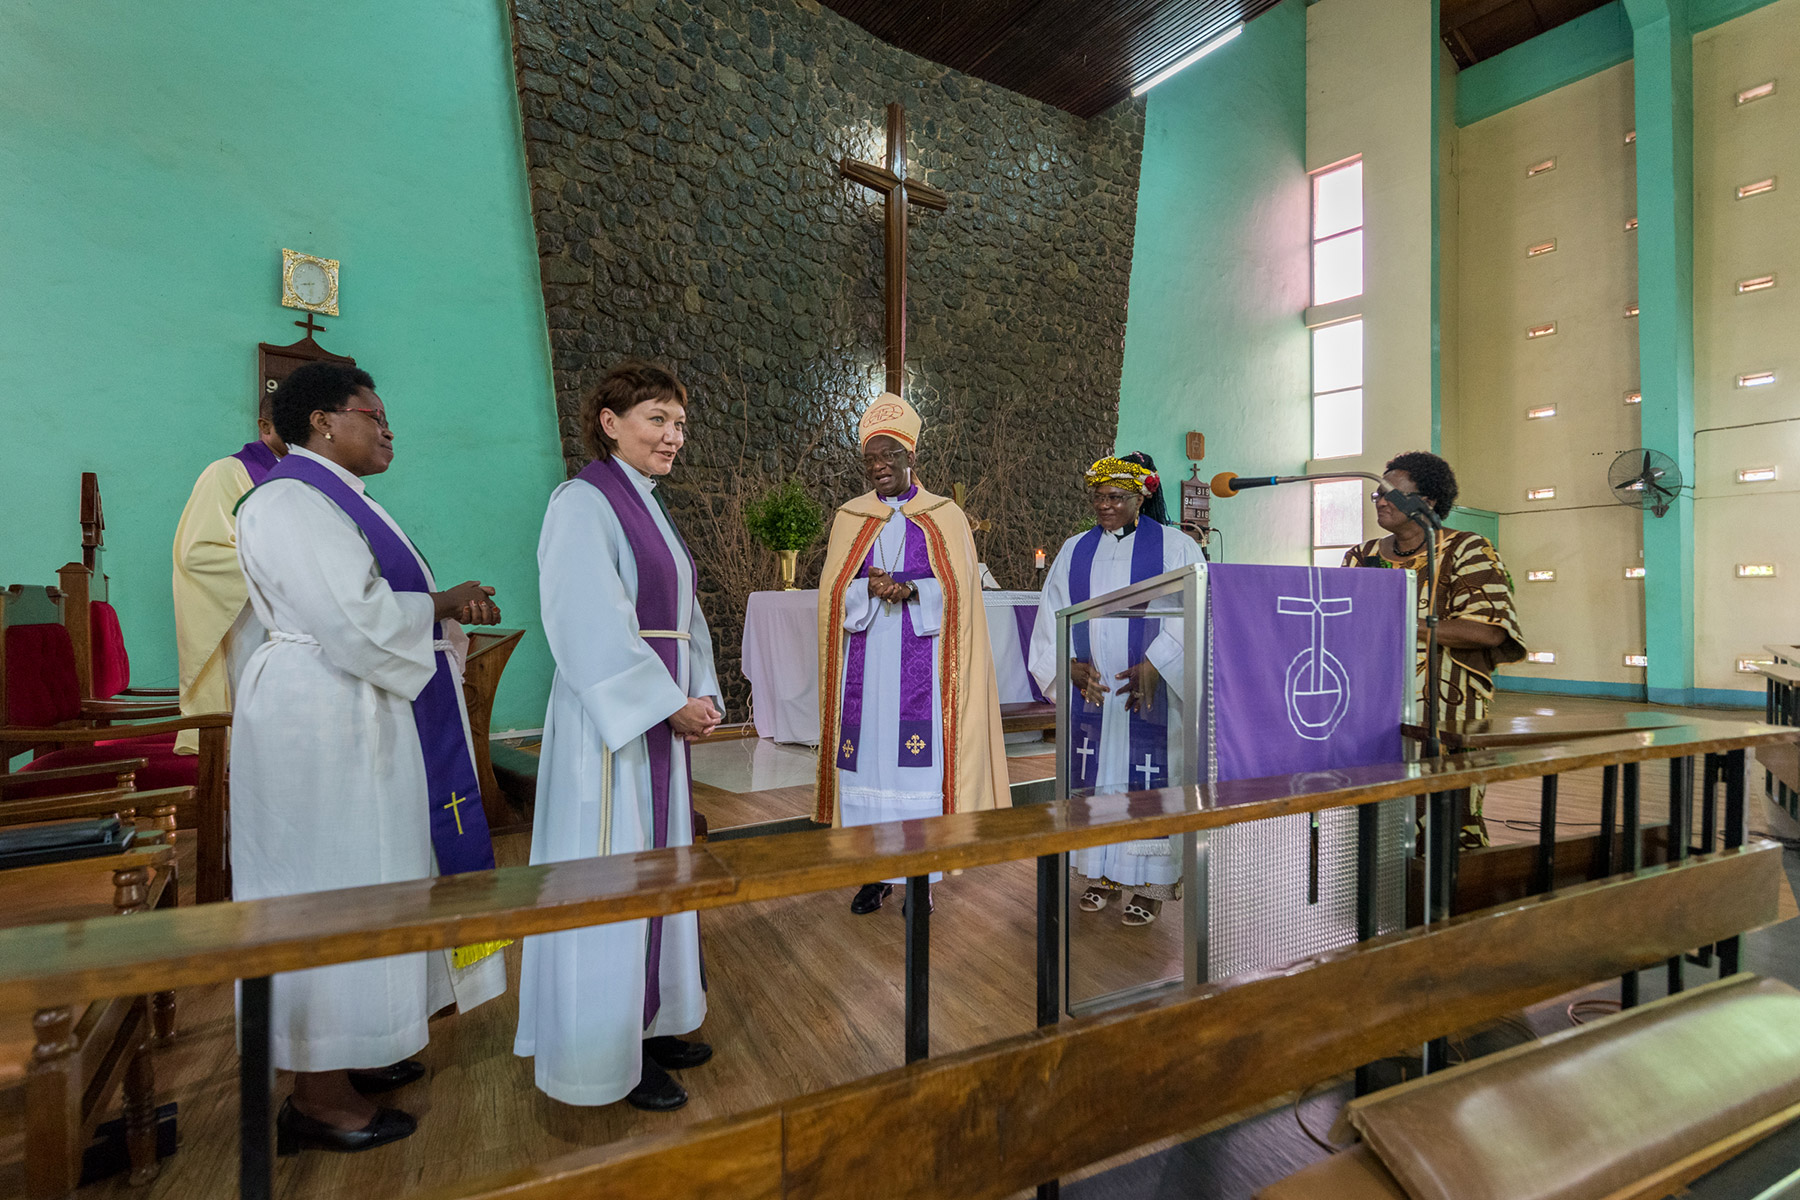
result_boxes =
[839,102,950,396]
[444,792,470,836]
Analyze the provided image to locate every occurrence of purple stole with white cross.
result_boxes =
[835,487,937,773]
[1067,518,1169,794]
[575,456,699,1028]
[260,454,497,876]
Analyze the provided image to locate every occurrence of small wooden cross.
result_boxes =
[840,102,950,398]
[293,312,328,338]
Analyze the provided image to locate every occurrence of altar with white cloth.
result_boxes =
[741,588,1045,744]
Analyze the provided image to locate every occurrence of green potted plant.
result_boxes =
[744,479,826,589]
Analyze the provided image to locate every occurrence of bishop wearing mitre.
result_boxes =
[815,394,1009,914]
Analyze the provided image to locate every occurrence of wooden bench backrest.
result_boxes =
[420,844,1780,1200]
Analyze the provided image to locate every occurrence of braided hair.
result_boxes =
[1119,451,1169,525]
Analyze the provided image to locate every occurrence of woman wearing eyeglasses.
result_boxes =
[1342,451,1526,846]
[232,362,507,1154]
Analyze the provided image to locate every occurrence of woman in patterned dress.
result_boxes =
[1342,451,1526,846]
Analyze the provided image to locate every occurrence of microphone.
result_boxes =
[1209,471,1282,497]
[1210,469,1444,528]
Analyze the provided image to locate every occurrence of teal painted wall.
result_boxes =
[1116,0,1312,564]
[1625,0,1699,704]
[0,0,562,730]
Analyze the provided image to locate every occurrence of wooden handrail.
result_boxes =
[419,844,1783,1200]
[0,717,1785,1018]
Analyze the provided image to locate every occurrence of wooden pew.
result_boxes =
[1756,662,1800,810]
[416,844,1781,1200]
[0,717,1786,1017]
[0,717,1787,1200]
[1,843,178,1198]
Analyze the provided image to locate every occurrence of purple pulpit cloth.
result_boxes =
[1209,564,1407,783]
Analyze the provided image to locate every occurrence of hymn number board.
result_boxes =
[257,314,356,409]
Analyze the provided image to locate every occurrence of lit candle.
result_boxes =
[1033,548,1046,570]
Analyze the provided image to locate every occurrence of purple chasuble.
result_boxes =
[232,440,279,485]
[260,453,497,875]
[1067,519,1169,794]
[835,487,937,773]
[575,457,699,1028]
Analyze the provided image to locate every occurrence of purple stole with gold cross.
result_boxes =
[835,487,936,773]
[260,454,497,877]
[576,456,699,1028]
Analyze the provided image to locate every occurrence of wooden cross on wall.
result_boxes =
[839,102,950,398]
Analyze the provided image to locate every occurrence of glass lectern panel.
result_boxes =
[1055,561,1416,1017]
[1055,564,1204,1013]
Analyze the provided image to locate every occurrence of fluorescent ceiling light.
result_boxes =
[1526,570,1556,582]
[1132,24,1243,96]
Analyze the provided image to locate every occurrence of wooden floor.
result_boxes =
[5,694,1788,1200]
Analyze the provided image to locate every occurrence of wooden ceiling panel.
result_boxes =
[818,0,1283,119]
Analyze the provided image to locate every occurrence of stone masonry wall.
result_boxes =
[510,0,1144,720]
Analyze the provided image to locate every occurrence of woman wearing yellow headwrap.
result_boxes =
[1028,451,1207,927]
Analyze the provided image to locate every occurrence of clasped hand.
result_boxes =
[866,568,913,604]
[1070,659,1161,713]
[670,697,724,740]
[432,580,501,625]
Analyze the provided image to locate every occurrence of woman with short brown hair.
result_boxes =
[514,361,723,1112]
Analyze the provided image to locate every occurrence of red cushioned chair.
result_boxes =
[73,472,179,707]
[1,581,229,902]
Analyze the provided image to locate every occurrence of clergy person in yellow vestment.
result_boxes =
[170,394,287,753]
[815,393,1009,914]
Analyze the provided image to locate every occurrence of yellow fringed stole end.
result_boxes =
[451,939,513,970]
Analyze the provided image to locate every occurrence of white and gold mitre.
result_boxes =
[857,392,921,450]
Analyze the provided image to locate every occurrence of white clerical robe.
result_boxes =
[514,462,720,1107]
[232,446,504,1072]
[1029,521,1205,889]
[835,493,947,884]
[171,454,267,754]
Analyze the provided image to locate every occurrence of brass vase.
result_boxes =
[777,549,800,590]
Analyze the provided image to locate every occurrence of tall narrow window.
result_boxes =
[1312,160,1363,305]
[1312,319,1364,459]
[1311,160,1363,462]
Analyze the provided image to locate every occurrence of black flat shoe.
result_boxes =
[850,882,893,914]
[348,1059,425,1094]
[644,1035,713,1070]
[625,1059,688,1112]
[276,1098,417,1156]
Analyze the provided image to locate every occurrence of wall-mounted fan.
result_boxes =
[1607,449,1683,517]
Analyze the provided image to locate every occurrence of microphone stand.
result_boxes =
[1379,489,1446,759]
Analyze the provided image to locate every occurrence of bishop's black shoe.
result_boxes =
[850,882,893,914]
[348,1059,426,1095]
[645,1035,713,1070]
[276,1098,417,1156]
[626,1059,689,1112]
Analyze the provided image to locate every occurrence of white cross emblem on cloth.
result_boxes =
[1074,736,1095,777]
[1136,754,1160,789]
[1277,567,1355,742]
